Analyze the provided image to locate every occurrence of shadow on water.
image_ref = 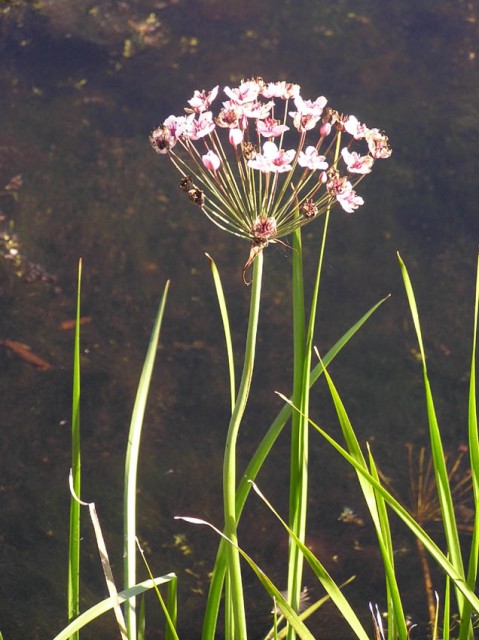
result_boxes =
[0,0,479,637]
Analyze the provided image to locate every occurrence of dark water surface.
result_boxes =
[0,0,478,638]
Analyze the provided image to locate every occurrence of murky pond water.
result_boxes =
[0,0,478,638]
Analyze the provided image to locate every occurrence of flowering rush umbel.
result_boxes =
[150,77,391,280]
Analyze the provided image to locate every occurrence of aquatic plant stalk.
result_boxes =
[124,281,170,639]
[68,258,82,640]
[223,251,263,638]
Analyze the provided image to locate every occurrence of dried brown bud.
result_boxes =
[149,125,172,154]
[301,199,319,219]
[241,142,256,161]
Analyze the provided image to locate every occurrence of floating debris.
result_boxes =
[338,506,365,527]
[0,339,51,371]
[59,316,93,330]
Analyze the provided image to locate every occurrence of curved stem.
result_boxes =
[222,250,264,639]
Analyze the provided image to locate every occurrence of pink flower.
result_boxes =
[247,141,295,173]
[298,146,328,171]
[261,81,301,100]
[163,114,189,145]
[289,95,328,131]
[341,147,374,174]
[150,79,392,266]
[365,129,392,159]
[343,115,368,140]
[295,95,328,116]
[327,173,364,212]
[242,100,274,119]
[256,117,289,138]
[202,150,221,171]
[187,86,219,113]
[186,112,216,140]
[224,81,261,105]
[320,122,332,136]
[336,189,364,213]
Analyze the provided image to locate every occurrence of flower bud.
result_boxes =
[229,128,244,146]
[202,150,221,171]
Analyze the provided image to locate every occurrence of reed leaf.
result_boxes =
[124,280,170,639]
[53,577,176,640]
[459,251,479,640]
[398,254,466,612]
[68,258,82,639]
[206,253,236,412]
[314,349,407,639]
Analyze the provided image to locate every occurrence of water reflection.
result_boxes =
[0,0,478,637]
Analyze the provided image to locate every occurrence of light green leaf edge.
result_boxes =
[52,576,176,640]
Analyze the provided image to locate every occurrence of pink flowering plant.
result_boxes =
[150,77,391,281]
[150,78,392,640]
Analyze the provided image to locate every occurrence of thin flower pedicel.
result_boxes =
[150,77,391,280]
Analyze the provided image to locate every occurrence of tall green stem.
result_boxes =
[68,258,82,640]
[223,251,263,639]
[287,137,340,640]
[287,210,331,640]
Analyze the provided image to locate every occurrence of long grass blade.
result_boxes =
[52,577,176,640]
[206,253,236,412]
[278,392,479,615]
[367,449,407,640]
[443,578,451,640]
[288,199,307,625]
[68,258,82,638]
[222,251,263,639]
[265,577,357,640]
[137,538,179,640]
[459,251,479,640]
[398,254,465,609]
[316,352,407,640]
[124,280,170,639]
